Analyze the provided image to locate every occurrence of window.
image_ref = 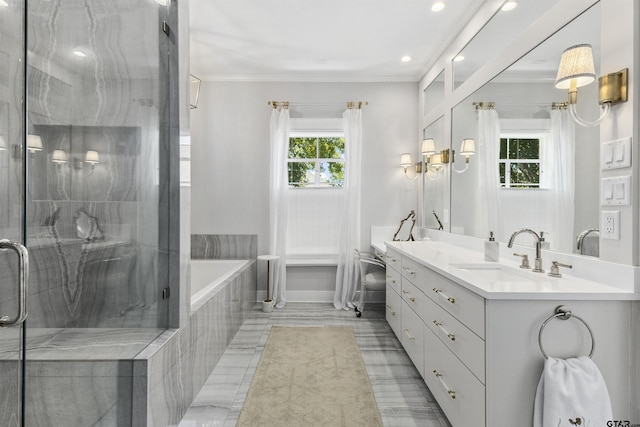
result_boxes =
[499,134,546,188]
[288,133,345,188]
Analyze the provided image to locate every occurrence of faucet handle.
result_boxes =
[548,261,572,278]
[513,253,530,269]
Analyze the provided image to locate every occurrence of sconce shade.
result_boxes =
[27,134,43,153]
[555,44,596,89]
[460,138,476,155]
[52,149,67,163]
[85,150,100,164]
[400,153,413,167]
[421,138,436,156]
[430,153,443,171]
[0,135,6,151]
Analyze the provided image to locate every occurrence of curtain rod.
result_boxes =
[268,101,368,109]
[473,101,569,110]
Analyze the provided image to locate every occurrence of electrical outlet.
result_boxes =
[602,210,620,240]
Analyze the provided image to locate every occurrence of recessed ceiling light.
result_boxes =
[431,2,445,12]
[154,0,167,5]
[453,55,464,62]
[501,1,517,11]
[73,50,87,58]
[401,56,412,63]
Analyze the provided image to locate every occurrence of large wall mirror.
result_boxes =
[452,0,558,90]
[450,2,601,257]
[422,116,446,230]
[424,70,445,115]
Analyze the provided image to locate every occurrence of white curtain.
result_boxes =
[547,108,575,253]
[333,107,363,310]
[476,109,502,240]
[269,107,290,308]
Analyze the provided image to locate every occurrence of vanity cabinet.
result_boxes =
[385,247,402,339]
[384,244,633,427]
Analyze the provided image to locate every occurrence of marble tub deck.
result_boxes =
[179,302,452,427]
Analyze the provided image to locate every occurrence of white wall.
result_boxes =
[190,81,418,300]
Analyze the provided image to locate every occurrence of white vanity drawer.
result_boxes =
[424,268,486,339]
[386,266,401,294]
[424,295,485,383]
[400,256,426,285]
[385,247,401,272]
[401,279,427,321]
[386,286,402,339]
[424,327,485,427]
[401,300,424,378]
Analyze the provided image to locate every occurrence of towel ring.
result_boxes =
[538,306,595,359]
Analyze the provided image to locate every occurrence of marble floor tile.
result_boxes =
[179,302,452,427]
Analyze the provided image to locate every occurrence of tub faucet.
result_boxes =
[507,228,544,273]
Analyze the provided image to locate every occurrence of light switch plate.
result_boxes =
[601,175,631,205]
[601,137,632,170]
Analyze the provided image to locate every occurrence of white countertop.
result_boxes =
[386,240,640,301]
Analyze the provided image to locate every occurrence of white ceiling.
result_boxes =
[189,0,486,82]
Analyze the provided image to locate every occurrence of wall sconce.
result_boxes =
[453,138,475,173]
[400,152,413,174]
[85,150,100,168]
[555,43,628,127]
[52,149,68,165]
[27,134,43,153]
[430,153,444,172]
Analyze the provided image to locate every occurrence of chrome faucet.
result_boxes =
[507,228,544,273]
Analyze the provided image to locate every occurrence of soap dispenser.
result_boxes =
[485,231,499,262]
[539,231,550,250]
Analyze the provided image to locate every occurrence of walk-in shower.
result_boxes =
[0,1,177,425]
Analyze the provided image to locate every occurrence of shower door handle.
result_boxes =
[0,239,29,327]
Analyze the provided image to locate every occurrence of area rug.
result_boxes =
[237,326,383,427]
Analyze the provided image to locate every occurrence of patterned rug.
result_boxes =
[237,326,383,427]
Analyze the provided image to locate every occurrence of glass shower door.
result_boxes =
[0,1,27,426]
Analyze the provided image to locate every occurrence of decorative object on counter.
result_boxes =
[534,306,611,427]
[484,231,499,262]
[74,208,104,242]
[555,43,628,127]
[539,231,550,250]
[392,210,416,241]
[257,255,279,313]
[432,210,444,230]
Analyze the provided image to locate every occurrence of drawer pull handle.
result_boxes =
[433,370,456,399]
[391,311,396,316]
[402,290,409,294]
[432,288,456,304]
[409,297,416,303]
[387,256,396,262]
[433,320,456,341]
[386,304,391,308]
[403,328,416,342]
[402,266,416,275]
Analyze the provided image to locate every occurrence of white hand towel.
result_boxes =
[533,356,612,427]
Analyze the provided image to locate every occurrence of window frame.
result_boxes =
[288,131,345,189]
[498,132,548,189]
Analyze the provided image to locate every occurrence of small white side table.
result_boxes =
[257,255,279,312]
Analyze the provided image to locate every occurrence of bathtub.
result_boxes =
[190,259,251,307]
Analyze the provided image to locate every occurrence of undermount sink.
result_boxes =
[449,263,534,282]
